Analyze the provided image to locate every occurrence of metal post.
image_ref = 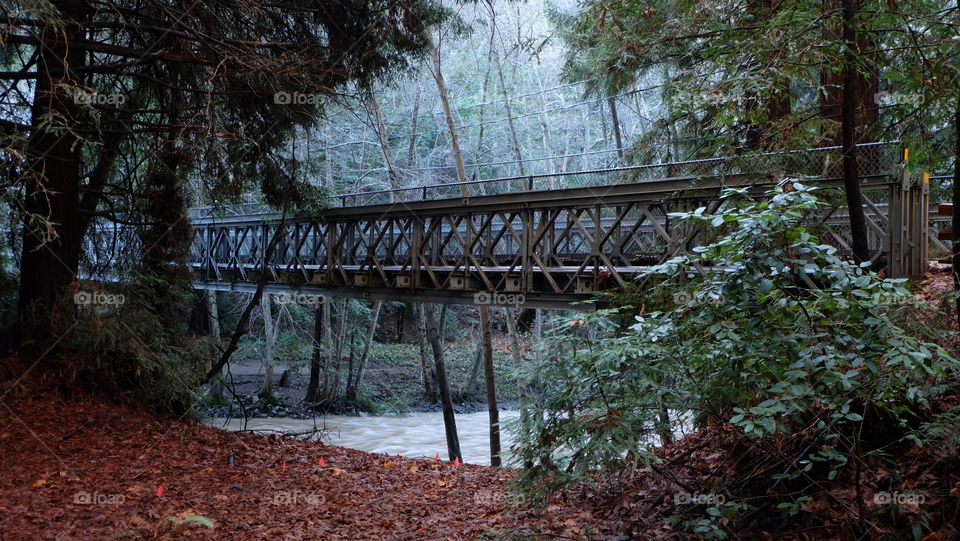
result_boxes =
[908,172,930,278]
[887,162,910,278]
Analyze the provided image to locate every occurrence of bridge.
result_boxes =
[187,142,931,310]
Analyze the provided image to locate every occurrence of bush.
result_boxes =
[512,184,958,532]
[19,276,208,415]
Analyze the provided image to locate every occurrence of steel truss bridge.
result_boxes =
[188,143,931,309]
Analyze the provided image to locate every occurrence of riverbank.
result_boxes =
[210,410,522,467]
[0,392,608,540]
[204,339,523,419]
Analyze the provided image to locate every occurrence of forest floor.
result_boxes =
[0,391,607,540]
[2,269,958,540]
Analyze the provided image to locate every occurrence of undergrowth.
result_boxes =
[511,183,960,538]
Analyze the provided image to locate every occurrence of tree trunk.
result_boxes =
[953,94,960,325]
[365,91,402,200]
[841,0,869,263]
[430,36,470,196]
[742,0,791,151]
[18,6,86,323]
[206,290,224,399]
[481,305,501,467]
[425,304,461,462]
[607,96,625,162]
[305,300,324,404]
[438,303,449,341]
[492,43,525,177]
[330,298,349,400]
[347,300,383,399]
[473,27,496,187]
[406,84,421,168]
[257,294,275,398]
[460,339,484,400]
[533,68,557,180]
[415,303,435,398]
[504,308,527,412]
[321,296,333,401]
[656,395,674,446]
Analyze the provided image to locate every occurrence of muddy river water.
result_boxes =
[211,410,521,466]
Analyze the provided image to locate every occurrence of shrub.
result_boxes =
[512,184,957,531]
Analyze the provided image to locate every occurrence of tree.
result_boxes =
[550,0,957,261]
[426,27,465,462]
[3,0,445,338]
[257,294,276,398]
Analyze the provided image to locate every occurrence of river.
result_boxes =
[210,410,521,466]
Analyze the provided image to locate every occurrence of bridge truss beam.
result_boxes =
[189,168,924,310]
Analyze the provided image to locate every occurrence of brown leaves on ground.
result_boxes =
[0,392,596,540]
[3,274,957,540]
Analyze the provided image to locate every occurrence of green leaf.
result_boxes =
[180,515,215,528]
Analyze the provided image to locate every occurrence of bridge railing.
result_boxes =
[188,142,900,218]
[332,141,899,206]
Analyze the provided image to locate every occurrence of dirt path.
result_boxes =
[0,393,606,540]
